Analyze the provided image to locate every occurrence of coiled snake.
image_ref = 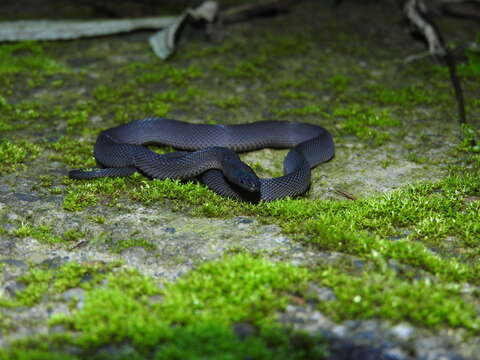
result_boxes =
[69,118,335,202]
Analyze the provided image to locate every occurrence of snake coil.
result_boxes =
[69,118,335,202]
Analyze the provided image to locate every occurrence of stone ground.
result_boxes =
[0,0,480,359]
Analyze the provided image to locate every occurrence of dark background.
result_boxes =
[0,0,234,19]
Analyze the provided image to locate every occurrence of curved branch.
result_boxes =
[403,0,466,124]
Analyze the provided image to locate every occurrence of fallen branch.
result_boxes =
[334,189,357,201]
[403,0,466,124]
[0,17,178,42]
[0,0,299,60]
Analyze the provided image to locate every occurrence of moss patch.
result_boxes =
[0,262,116,308]
[0,140,40,175]
[46,137,96,168]
[0,98,49,133]
[317,267,480,331]
[156,253,310,325]
[112,238,157,253]
[0,42,64,77]
[329,105,400,146]
[55,160,480,336]
[12,222,85,245]
[63,163,480,280]
[1,255,326,359]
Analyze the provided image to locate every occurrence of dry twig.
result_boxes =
[334,189,357,201]
[402,0,466,124]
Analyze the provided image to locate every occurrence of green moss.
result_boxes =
[252,168,479,277]
[4,252,480,358]
[270,78,308,90]
[373,84,448,106]
[88,81,201,123]
[458,124,480,155]
[153,87,200,105]
[38,175,54,188]
[454,33,480,79]
[63,186,101,211]
[330,105,400,145]
[279,90,315,100]
[14,223,59,243]
[46,137,96,168]
[134,177,248,216]
[0,42,64,76]
[62,229,86,243]
[206,174,469,272]
[58,146,480,329]
[0,349,77,360]
[41,63,204,131]
[21,254,324,358]
[0,262,112,308]
[91,83,156,116]
[459,51,480,78]
[406,153,430,164]
[213,95,246,109]
[158,253,310,325]
[380,158,393,168]
[0,140,40,175]
[0,100,47,133]
[113,238,157,253]
[0,267,50,307]
[0,313,14,340]
[63,159,480,281]
[274,104,325,117]
[63,173,230,212]
[124,63,203,86]
[63,176,131,211]
[88,82,173,123]
[7,325,324,360]
[86,215,106,224]
[0,96,13,131]
[213,57,269,80]
[13,223,85,245]
[317,268,480,331]
[164,65,203,86]
[1,6,479,350]
[64,110,89,133]
[92,84,129,103]
[248,160,282,178]
[325,74,350,93]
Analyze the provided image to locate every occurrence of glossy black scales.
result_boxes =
[69,118,335,202]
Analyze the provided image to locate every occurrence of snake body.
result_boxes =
[69,118,335,201]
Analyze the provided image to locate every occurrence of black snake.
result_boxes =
[69,118,335,202]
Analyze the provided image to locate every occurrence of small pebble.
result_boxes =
[391,323,414,341]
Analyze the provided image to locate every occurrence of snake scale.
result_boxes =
[69,118,335,202]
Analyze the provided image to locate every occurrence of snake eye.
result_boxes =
[239,174,261,192]
[222,154,260,192]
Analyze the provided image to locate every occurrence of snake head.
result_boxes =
[233,170,261,192]
[223,161,260,192]
[222,154,261,193]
